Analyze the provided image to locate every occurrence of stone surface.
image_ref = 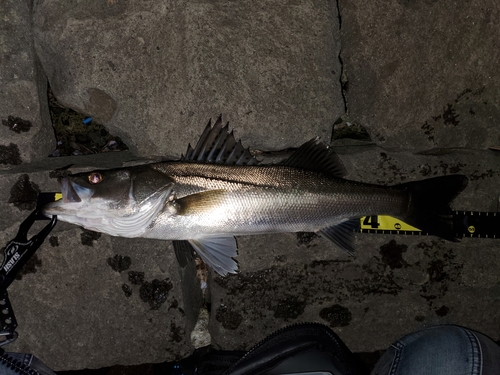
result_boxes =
[32,0,343,159]
[340,0,500,151]
[208,147,500,353]
[2,146,499,370]
[0,0,499,371]
[10,234,190,369]
[0,0,55,165]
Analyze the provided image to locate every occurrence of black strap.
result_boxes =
[0,208,57,346]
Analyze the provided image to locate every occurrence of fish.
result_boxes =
[43,117,468,276]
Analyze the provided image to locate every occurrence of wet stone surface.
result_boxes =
[319,304,352,327]
[139,278,174,310]
[15,254,42,280]
[340,1,500,152]
[3,229,191,369]
[49,236,59,247]
[170,322,185,343]
[8,174,40,210]
[0,0,55,165]
[296,232,319,246]
[128,271,145,285]
[32,0,343,159]
[2,116,32,133]
[0,143,22,165]
[272,294,307,321]
[80,229,102,246]
[122,284,133,298]
[209,232,499,353]
[216,304,243,330]
[379,240,408,269]
[107,255,132,273]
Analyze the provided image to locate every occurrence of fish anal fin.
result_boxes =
[282,138,347,178]
[316,218,360,255]
[188,236,238,276]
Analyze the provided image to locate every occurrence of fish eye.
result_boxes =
[88,172,103,184]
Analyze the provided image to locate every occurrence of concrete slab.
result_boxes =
[0,0,499,371]
[0,0,54,165]
[2,145,499,369]
[32,0,343,158]
[339,0,500,151]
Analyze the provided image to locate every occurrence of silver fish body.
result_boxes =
[44,117,467,275]
[143,162,408,239]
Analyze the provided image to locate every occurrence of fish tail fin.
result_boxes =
[397,175,468,241]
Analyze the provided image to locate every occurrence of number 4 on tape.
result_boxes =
[360,216,422,233]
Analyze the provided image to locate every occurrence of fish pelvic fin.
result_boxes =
[398,175,468,241]
[316,218,360,255]
[188,236,238,276]
[173,240,195,268]
[281,138,347,178]
[182,116,259,166]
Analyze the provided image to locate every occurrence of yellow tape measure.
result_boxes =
[360,212,500,238]
[360,215,422,234]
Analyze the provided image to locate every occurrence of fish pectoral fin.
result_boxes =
[175,190,228,215]
[316,218,360,256]
[188,236,238,276]
[173,240,196,268]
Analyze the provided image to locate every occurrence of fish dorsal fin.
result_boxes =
[316,218,360,255]
[188,236,239,276]
[281,138,347,178]
[182,116,259,166]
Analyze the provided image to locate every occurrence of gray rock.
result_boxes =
[0,0,499,371]
[0,0,55,166]
[10,232,190,370]
[340,0,500,151]
[2,146,499,369]
[32,0,344,159]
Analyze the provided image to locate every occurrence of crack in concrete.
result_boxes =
[330,0,349,144]
[336,0,348,115]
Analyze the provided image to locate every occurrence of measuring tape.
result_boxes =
[360,212,500,238]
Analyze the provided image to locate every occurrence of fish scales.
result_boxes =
[144,162,409,239]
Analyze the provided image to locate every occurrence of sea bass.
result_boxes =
[43,117,468,275]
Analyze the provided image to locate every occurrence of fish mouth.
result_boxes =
[60,177,81,203]
[43,178,94,216]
